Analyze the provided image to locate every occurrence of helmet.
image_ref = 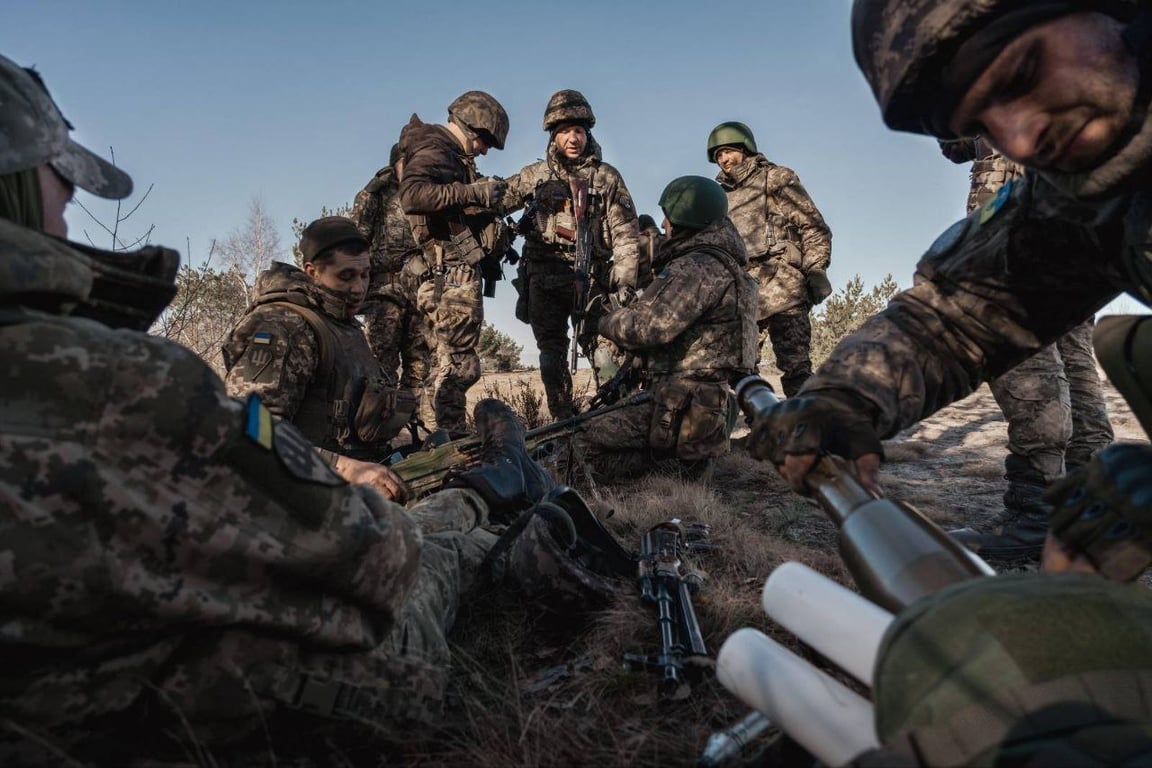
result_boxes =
[543,89,596,132]
[707,121,757,163]
[658,175,729,230]
[850,0,1134,137]
[448,90,509,150]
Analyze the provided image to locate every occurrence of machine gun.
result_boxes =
[623,519,716,692]
[389,390,651,500]
[568,177,595,373]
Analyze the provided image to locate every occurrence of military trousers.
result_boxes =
[364,271,431,395]
[759,304,813,397]
[416,263,483,435]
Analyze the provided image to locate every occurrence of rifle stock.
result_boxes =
[734,376,993,612]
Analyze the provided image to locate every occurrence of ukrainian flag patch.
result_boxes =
[978,179,1013,224]
[245,394,274,449]
[252,332,272,345]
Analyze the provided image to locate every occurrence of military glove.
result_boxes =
[747,393,883,467]
[610,285,637,311]
[938,137,977,164]
[1045,443,1152,582]
[467,177,507,209]
[805,269,833,305]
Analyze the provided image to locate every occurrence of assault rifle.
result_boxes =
[568,177,595,373]
[623,520,716,692]
[389,390,651,500]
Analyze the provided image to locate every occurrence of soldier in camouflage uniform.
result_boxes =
[351,143,431,407]
[503,90,640,419]
[398,91,510,436]
[574,176,758,481]
[0,57,611,765]
[222,217,416,496]
[745,5,1152,763]
[636,213,662,290]
[708,122,833,397]
[938,137,1114,558]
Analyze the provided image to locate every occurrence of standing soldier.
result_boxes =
[708,122,833,396]
[939,138,1114,559]
[504,89,640,420]
[351,142,431,414]
[398,91,510,436]
[635,213,663,290]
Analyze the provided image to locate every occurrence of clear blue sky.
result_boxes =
[6,0,986,356]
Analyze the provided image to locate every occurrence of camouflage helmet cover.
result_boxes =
[448,90,509,150]
[707,121,758,163]
[0,54,132,199]
[659,175,730,230]
[543,89,596,132]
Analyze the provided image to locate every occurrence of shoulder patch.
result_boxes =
[245,395,274,449]
[926,217,970,261]
[978,179,1014,224]
[618,193,634,213]
[272,418,346,487]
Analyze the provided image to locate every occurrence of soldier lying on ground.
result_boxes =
[0,55,624,766]
[745,1,1152,762]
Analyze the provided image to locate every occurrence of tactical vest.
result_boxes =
[724,158,802,260]
[520,169,610,265]
[236,296,414,460]
[647,246,759,379]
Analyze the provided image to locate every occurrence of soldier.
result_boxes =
[503,89,640,419]
[398,90,510,436]
[636,213,662,290]
[222,217,416,499]
[708,121,833,396]
[574,175,758,480]
[351,142,431,411]
[744,4,1152,762]
[938,137,1114,559]
[0,56,614,765]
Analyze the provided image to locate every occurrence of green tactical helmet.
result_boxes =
[448,90,509,150]
[850,0,1136,137]
[707,121,757,163]
[658,175,729,230]
[543,89,596,132]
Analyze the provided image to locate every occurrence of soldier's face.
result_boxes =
[714,147,746,176]
[37,164,73,238]
[305,249,371,317]
[472,136,490,156]
[949,12,1138,173]
[553,124,588,160]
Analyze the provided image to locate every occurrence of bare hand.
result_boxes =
[335,456,410,505]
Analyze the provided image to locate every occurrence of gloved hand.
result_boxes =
[1045,443,1152,582]
[805,268,833,305]
[610,285,636,310]
[467,177,507,208]
[747,394,884,494]
[938,137,978,164]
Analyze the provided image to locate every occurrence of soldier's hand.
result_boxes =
[805,269,833,305]
[938,137,977,164]
[610,285,636,310]
[467,177,507,209]
[747,394,884,495]
[334,455,411,505]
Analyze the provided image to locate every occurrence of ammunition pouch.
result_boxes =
[479,252,503,298]
[446,224,486,266]
[404,251,432,280]
[354,377,417,445]
[648,379,732,460]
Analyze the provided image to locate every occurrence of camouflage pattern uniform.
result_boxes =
[0,216,512,764]
[636,214,663,290]
[717,154,832,396]
[574,217,758,480]
[398,113,499,435]
[222,262,413,464]
[504,137,640,419]
[941,138,1113,527]
[351,163,431,400]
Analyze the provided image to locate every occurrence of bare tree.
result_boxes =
[290,203,353,266]
[72,146,156,251]
[218,197,284,285]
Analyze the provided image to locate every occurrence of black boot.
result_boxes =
[446,399,556,523]
[950,482,1050,560]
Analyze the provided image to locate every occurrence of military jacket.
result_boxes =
[718,154,832,316]
[805,106,1152,440]
[0,219,420,757]
[636,222,664,289]
[599,217,759,379]
[941,137,1025,212]
[351,166,420,279]
[223,262,411,462]
[504,138,641,290]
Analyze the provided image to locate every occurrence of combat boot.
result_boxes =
[950,482,1050,561]
[446,398,556,523]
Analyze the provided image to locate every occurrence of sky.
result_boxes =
[7,0,1096,358]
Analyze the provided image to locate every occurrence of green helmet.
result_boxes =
[543,89,596,132]
[658,175,729,230]
[707,121,757,163]
[850,0,1136,137]
[448,90,509,150]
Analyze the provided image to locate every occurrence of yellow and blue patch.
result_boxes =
[252,332,272,345]
[979,179,1014,224]
[245,394,274,449]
